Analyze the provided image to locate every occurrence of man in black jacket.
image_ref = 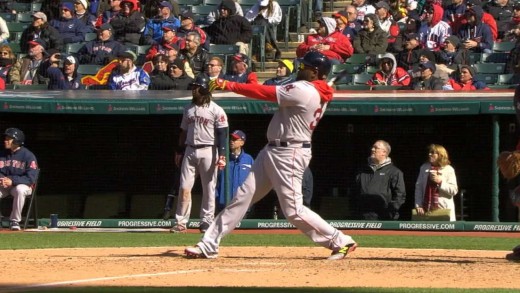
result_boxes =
[352,140,406,220]
[20,12,63,54]
[206,0,252,55]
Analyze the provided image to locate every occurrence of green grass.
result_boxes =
[0,233,518,250]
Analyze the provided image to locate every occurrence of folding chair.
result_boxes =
[23,169,40,229]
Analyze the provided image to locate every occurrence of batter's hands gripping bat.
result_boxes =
[209,78,228,92]
[327,69,350,87]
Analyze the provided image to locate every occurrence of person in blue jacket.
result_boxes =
[43,53,82,90]
[0,128,38,231]
[49,2,88,45]
[216,130,254,211]
[142,1,181,45]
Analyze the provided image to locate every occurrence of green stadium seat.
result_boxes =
[13,84,48,90]
[250,25,266,71]
[8,43,21,54]
[481,52,509,64]
[204,0,221,5]
[346,54,369,64]
[16,12,33,22]
[497,73,520,85]
[65,42,85,54]
[492,41,515,52]
[472,63,506,74]
[6,22,30,34]
[468,52,481,64]
[335,84,372,90]
[365,65,378,74]
[331,63,364,75]
[77,64,102,75]
[352,73,373,85]
[474,73,499,84]
[190,5,214,16]
[179,0,202,5]
[0,12,16,22]
[84,32,97,42]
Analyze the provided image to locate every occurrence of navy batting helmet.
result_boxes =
[189,75,210,95]
[4,128,25,146]
[301,51,332,80]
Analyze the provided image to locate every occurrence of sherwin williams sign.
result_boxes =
[326,102,480,115]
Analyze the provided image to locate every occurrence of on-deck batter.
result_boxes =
[185,51,357,260]
[172,75,229,233]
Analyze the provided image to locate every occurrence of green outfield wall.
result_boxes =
[0,90,518,225]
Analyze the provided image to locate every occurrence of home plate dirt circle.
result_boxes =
[0,246,518,291]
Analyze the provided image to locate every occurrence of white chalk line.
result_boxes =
[4,268,267,292]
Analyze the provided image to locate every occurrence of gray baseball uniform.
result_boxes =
[195,80,355,255]
[176,100,228,227]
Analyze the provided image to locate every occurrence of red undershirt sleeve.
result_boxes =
[227,82,278,102]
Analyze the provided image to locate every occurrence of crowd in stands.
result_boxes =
[0,0,518,90]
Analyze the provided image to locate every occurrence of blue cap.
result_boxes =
[231,130,246,141]
[61,2,74,11]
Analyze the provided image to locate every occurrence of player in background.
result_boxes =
[185,51,357,260]
[0,128,39,231]
[171,75,229,234]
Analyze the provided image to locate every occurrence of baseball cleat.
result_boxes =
[327,242,357,260]
[185,246,218,259]
[169,225,187,233]
[10,221,21,231]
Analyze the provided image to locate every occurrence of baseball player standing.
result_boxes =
[172,75,229,233]
[185,51,357,260]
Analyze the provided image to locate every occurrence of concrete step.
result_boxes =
[324,1,350,11]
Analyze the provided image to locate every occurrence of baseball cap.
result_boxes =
[259,0,269,6]
[232,53,249,64]
[405,33,420,41]
[444,35,460,47]
[230,130,246,141]
[159,1,173,10]
[98,23,113,31]
[333,10,348,18]
[374,1,390,10]
[64,55,76,65]
[61,2,74,11]
[162,23,176,32]
[77,0,89,8]
[28,38,48,49]
[278,59,294,73]
[32,11,47,22]
[118,50,137,61]
[466,0,481,6]
[170,58,185,70]
[419,61,436,73]
[180,9,193,20]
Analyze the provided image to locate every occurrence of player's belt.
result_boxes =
[268,141,311,148]
[188,145,213,149]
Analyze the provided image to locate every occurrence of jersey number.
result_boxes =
[309,103,328,130]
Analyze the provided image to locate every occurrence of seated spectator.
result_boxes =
[418,49,451,84]
[353,0,376,22]
[204,56,225,80]
[504,3,520,40]
[169,58,194,90]
[374,1,400,48]
[145,24,183,61]
[178,32,209,77]
[42,53,82,90]
[74,0,97,33]
[483,0,512,40]
[206,0,244,26]
[206,0,252,55]
[0,15,8,44]
[263,59,295,85]
[50,2,88,45]
[78,23,125,65]
[108,50,150,90]
[419,4,451,51]
[353,14,388,54]
[142,0,179,20]
[466,0,498,41]
[367,53,411,87]
[435,35,470,72]
[149,54,174,90]
[396,33,423,73]
[110,0,145,45]
[296,17,353,64]
[0,45,19,85]
[457,6,494,53]
[223,53,258,83]
[333,6,362,43]
[409,61,444,90]
[10,40,49,85]
[20,12,63,54]
[245,0,283,60]
[177,10,209,49]
[444,65,489,90]
[506,23,520,73]
[392,10,421,53]
[142,1,180,45]
[101,0,122,25]
[443,0,466,35]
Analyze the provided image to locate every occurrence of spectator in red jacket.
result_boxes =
[296,16,353,64]
[145,23,183,61]
[223,53,258,84]
[367,52,411,87]
[444,65,489,90]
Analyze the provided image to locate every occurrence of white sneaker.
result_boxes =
[328,243,357,260]
[10,221,21,231]
[185,246,218,259]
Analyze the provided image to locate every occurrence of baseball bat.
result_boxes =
[327,69,350,87]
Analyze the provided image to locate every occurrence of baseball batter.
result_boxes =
[185,51,357,260]
[172,75,228,233]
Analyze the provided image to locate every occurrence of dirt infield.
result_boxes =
[1,245,518,291]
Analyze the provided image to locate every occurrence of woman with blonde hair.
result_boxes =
[414,144,458,221]
[245,0,283,60]
[0,44,19,85]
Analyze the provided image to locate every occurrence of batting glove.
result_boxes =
[216,155,226,170]
[209,78,228,92]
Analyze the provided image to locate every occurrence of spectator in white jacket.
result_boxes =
[0,16,9,44]
[245,0,283,60]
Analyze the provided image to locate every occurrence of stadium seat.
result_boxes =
[474,73,499,84]
[179,0,202,5]
[209,44,240,71]
[8,2,31,13]
[0,13,16,22]
[480,52,509,64]
[352,73,373,85]
[371,85,405,90]
[13,84,48,90]
[487,84,515,89]
[468,52,481,64]
[16,12,32,22]
[497,73,520,85]
[77,64,102,75]
[346,54,369,64]
[492,41,515,53]
[204,0,222,5]
[472,63,506,74]
[8,43,21,55]
[65,42,85,54]
[6,22,30,35]
[365,65,378,74]
[250,25,266,71]
[190,5,215,16]
[335,84,372,90]
[332,63,364,75]
[84,32,97,42]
